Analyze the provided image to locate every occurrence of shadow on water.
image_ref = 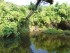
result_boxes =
[30,33,70,53]
[0,35,33,53]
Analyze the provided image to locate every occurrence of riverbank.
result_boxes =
[29,26,70,36]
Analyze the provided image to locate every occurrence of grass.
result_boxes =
[42,28,70,36]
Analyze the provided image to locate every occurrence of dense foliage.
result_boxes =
[30,3,70,29]
[0,1,70,37]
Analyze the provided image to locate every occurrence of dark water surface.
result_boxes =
[0,33,70,53]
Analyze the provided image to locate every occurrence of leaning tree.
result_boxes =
[26,0,53,19]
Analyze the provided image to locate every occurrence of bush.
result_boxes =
[0,22,18,37]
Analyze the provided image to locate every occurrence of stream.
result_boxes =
[0,33,70,53]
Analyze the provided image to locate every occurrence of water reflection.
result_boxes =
[30,43,48,53]
[0,35,31,53]
[31,34,70,53]
[0,33,70,53]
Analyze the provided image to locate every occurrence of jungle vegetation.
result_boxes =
[0,0,70,37]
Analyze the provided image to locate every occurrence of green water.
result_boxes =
[0,33,70,53]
